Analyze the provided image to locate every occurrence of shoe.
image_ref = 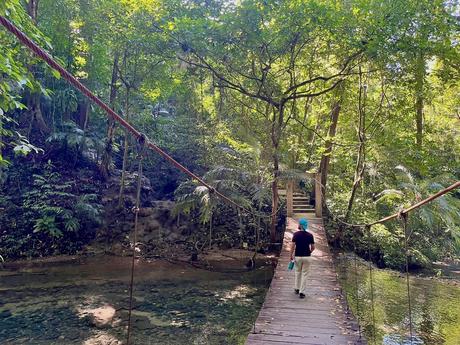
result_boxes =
[294,289,299,294]
[299,293,305,299]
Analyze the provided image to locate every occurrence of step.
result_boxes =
[293,197,310,202]
[293,208,315,212]
[293,212,317,217]
[293,201,312,206]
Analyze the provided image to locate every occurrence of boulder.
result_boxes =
[138,207,156,217]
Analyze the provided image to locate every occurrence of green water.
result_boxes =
[335,253,460,345]
[0,255,273,345]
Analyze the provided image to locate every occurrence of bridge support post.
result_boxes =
[287,180,294,217]
[315,172,322,218]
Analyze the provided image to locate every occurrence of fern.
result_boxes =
[22,162,102,245]
[33,216,62,238]
[377,166,460,256]
[64,217,80,232]
[174,165,271,233]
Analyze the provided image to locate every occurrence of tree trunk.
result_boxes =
[26,0,39,23]
[270,103,284,244]
[25,91,50,139]
[306,103,322,168]
[99,52,120,180]
[118,87,130,209]
[415,52,425,148]
[345,71,366,222]
[24,1,50,139]
[75,100,89,129]
[319,83,344,203]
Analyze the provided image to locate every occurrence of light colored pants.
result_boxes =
[294,256,311,294]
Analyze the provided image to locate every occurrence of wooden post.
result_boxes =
[315,172,322,218]
[287,180,294,217]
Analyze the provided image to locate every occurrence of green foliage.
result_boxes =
[174,165,273,248]
[0,161,102,258]
[175,166,271,217]
[0,0,47,164]
[369,224,405,269]
[22,162,100,245]
[0,0,458,267]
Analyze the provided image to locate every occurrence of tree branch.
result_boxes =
[283,50,363,96]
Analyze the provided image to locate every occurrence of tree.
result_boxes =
[169,0,364,242]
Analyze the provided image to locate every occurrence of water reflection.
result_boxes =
[383,334,424,345]
[335,253,460,345]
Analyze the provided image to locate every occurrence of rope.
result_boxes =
[2,13,457,223]
[126,137,146,345]
[314,174,460,229]
[0,15,281,221]
[369,180,460,226]
[209,205,213,250]
[400,213,414,345]
[366,225,377,344]
[252,214,257,333]
[5,14,459,343]
[353,239,362,339]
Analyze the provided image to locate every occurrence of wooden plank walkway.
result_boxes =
[246,215,366,345]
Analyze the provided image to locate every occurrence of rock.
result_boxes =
[110,243,126,255]
[142,233,158,243]
[80,305,116,329]
[143,220,161,233]
[0,309,12,318]
[134,317,153,330]
[179,226,190,236]
[167,232,181,241]
[218,239,232,250]
[138,207,156,217]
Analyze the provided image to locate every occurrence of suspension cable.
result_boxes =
[400,213,414,345]
[0,14,281,221]
[370,180,460,226]
[353,238,362,340]
[126,137,146,345]
[366,225,377,344]
[315,172,460,228]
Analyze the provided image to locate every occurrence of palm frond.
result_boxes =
[395,165,415,184]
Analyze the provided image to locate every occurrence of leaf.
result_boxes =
[51,68,61,79]
[13,144,32,155]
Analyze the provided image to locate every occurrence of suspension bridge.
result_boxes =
[246,215,364,345]
[1,15,459,345]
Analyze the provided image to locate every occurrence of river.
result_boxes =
[335,253,460,345]
[2,253,459,345]
[0,255,273,345]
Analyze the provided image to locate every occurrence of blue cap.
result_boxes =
[299,218,308,230]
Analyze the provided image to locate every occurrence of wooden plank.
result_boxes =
[245,216,366,345]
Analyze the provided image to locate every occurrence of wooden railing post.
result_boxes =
[315,172,322,218]
[287,180,294,217]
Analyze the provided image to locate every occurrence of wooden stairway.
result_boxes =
[292,192,315,217]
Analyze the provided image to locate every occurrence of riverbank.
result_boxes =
[1,247,278,273]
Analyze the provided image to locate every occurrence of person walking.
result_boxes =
[290,218,315,299]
